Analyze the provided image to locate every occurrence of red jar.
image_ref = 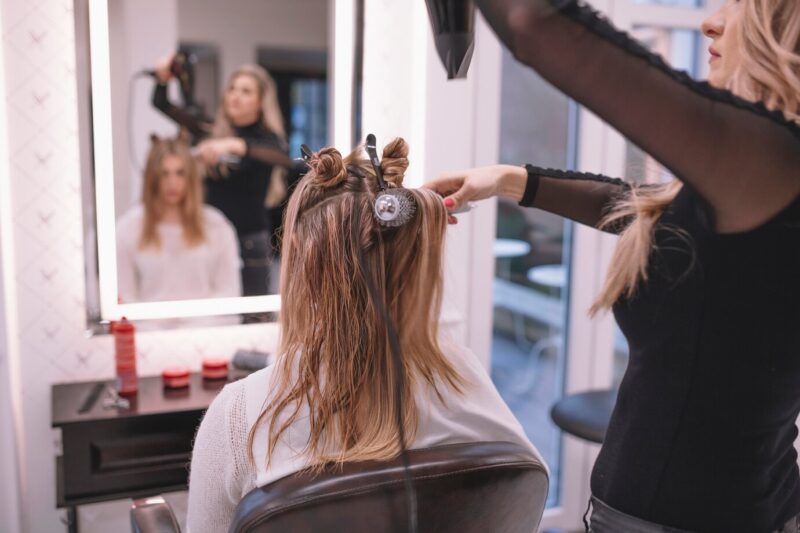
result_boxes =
[202,358,229,380]
[162,367,191,389]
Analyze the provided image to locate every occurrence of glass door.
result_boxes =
[490,46,577,510]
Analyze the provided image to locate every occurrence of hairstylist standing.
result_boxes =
[427,1,800,532]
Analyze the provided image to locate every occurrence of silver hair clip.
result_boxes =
[365,134,416,227]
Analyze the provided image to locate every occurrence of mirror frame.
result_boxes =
[85,0,358,322]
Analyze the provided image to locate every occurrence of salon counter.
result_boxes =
[51,372,240,533]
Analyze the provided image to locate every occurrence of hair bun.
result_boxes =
[309,147,347,188]
[380,137,409,187]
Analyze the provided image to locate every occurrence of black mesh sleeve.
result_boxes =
[521,165,632,234]
[478,0,800,232]
[151,82,209,139]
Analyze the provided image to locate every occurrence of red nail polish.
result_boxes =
[444,198,455,208]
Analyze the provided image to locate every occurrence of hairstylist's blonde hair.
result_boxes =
[212,64,288,207]
[212,64,286,140]
[139,136,205,249]
[248,138,464,468]
[590,0,800,315]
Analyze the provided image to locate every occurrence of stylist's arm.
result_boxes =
[424,164,526,224]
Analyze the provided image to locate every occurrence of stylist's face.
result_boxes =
[159,155,188,207]
[225,74,262,127]
[702,0,743,89]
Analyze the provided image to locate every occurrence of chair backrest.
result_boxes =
[229,441,548,533]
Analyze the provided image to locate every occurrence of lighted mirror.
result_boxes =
[73,0,362,331]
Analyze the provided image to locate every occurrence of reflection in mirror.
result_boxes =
[114,0,327,305]
[75,0,362,330]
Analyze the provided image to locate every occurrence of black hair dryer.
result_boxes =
[170,50,196,109]
[425,0,476,79]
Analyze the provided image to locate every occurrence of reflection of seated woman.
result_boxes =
[116,137,241,306]
[185,139,543,532]
[152,57,292,296]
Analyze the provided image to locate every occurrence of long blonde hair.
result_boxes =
[248,138,464,468]
[139,136,205,249]
[212,64,288,208]
[591,0,800,314]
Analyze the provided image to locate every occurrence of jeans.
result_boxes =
[239,229,273,297]
[587,496,800,533]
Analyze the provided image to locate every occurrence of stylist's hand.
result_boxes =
[195,138,245,166]
[154,53,175,84]
[424,164,527,224]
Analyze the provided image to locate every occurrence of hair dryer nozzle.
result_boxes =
[425,0,476,79]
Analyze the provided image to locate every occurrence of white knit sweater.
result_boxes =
[186,339,544,532]
[116,205,241,304]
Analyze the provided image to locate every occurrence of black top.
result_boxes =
[477,0,800,531]
[152,83,291,237]
[205,121,282,237]
[151,82,211,142]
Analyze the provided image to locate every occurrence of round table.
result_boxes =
[493,239,531,281]
[493,238,531,259]
[550,389,617,444]
[527,264,567,289]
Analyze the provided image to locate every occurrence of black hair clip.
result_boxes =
[347,165,366,179]
[295,144,314,177]
[365,134,416,227]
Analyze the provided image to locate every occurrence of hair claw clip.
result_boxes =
[295,144,314,177]
[365,134,416,227]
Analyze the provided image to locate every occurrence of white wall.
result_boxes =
[0,56,22,532]
[0,289,22,533]
[108,0,179,215]
[0,1,23,529]
[177,0,328,83]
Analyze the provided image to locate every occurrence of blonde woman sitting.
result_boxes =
[116,137,241,326]
[186,138,543,532]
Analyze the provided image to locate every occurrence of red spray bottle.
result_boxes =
[112,318,138,396]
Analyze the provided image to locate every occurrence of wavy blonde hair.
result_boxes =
[590,0,800,314]
[212,64,288,208]
[139,136,205,249]
[248,138,464,468]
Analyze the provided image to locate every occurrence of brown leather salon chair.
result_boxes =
[131,441,548,533]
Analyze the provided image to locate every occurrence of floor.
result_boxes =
[79,490,188,533]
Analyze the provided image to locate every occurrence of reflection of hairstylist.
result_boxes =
[427,1,800,532]
[152,56,292,296]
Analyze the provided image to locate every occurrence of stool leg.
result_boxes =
[514,334,561,393]
[512,311,529,349]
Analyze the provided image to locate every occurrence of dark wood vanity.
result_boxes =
[51,373,236,532]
